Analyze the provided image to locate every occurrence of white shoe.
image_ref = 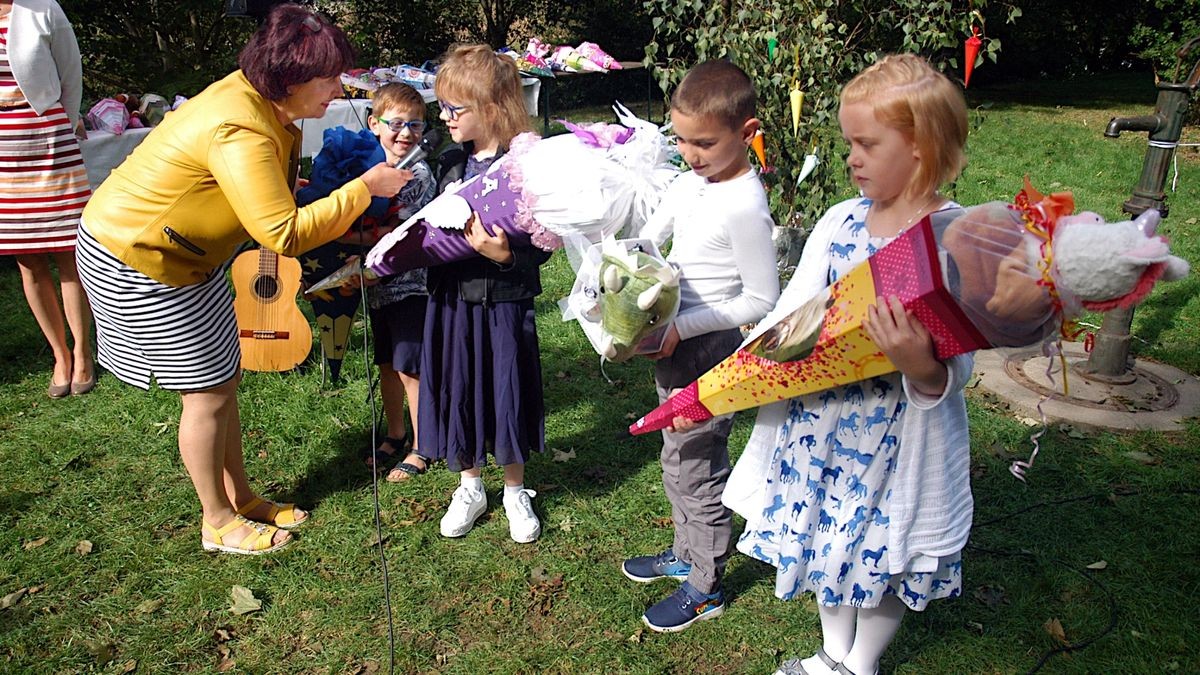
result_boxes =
[440,485,486,537]
[502,489,541,543]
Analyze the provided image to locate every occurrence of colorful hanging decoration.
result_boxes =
[751,129,767,170]
[963,26,982,87]
[790,47,804,135]
[790,84,804,135]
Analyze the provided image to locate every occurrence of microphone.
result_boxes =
[394,128,441,170]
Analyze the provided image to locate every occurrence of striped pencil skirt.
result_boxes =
[76,221,241,391]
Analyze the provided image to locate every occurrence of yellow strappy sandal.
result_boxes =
[202,514,291,555]
[236,496,308,530]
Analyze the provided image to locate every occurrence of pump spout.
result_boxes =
[1104,114,1166,138]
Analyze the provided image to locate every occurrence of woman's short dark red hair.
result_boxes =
[237,4,356,101]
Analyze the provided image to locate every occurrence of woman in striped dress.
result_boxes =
[0,0,95,398]
[77,5,410,555]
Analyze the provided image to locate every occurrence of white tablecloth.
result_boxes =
[79,126,153,190]
[296,78,541,159]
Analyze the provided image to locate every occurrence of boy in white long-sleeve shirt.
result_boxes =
[622,60,780,633]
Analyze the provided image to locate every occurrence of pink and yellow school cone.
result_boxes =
[630,217,990,435]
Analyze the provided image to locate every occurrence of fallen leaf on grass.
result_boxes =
[134,598,164,615]
[555,370,568,379]
[86,639,116,665]
[1043,617,1069,646]
[213,627,236,643]
[624,412,638,420]
[1085,560,1108,570]
[651,516,673,528]
[153,421,171,435]
[1058,423,1089,439]
[1123,451,1160,466]
[627,628,644,643]
[965,373,981,389]
[1,588,28,609]
[558,516,574,532]
[120,659,137,673]
[973,584,1009,608]
[365,533,389,547]
[75,540,94,556]
[352,660,380,675]
[965,620,984,634]
[228,586,262,615]
[552,448,576,462]
[23,536,49,550]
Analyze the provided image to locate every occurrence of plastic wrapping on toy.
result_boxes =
[930,204,1059,347]
[559,238,679,362]
[86,98,129,135]
[364,111,679,277]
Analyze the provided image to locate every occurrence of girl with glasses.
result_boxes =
[423,44,550,544]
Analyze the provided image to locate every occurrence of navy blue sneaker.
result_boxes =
[642,581,725,633]
[622,548,692,583]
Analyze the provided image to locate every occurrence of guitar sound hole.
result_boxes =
[254,275,280,301]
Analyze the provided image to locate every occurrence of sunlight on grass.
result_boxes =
[2,70,1199,673]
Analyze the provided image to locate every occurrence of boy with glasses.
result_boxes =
[340,82,438,480]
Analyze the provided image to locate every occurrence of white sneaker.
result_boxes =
[440,486,486,537]
[502,489,541,543]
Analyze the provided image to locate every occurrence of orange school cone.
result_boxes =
[751,129,767,170]
[964,26,982,87]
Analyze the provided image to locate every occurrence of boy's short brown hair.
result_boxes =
[670,60,756,129]
[371,82,426,119]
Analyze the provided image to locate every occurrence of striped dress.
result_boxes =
[0,14,90,255]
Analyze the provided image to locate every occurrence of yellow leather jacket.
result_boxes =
[82,70,371,286]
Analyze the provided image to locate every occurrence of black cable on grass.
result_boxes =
[358,249,397,675]
[968,487,1200,674]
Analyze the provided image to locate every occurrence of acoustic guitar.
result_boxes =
[231,247,313,372]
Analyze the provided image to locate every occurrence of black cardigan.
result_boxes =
[427,142,552,305]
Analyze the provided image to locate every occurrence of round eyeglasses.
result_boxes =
[376,117,427,134]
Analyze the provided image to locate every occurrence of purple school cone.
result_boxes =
[365,160,535,277]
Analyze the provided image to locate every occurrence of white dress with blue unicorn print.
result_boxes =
[737,199,963,611]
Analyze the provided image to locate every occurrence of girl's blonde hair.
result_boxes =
[434,44,531,149]
[841,54,968,199]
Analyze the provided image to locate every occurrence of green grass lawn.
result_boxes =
[2,70,1199,674]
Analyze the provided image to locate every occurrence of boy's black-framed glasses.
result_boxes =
[376,117,427,134]
[437,100,470,121]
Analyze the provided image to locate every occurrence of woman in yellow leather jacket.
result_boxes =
[76,4,410,555]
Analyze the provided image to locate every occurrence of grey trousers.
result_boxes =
[654,327,743,594]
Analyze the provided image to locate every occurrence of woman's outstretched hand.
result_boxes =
[359,163,412,198]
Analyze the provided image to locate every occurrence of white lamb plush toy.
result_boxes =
[1053,209,1191,311]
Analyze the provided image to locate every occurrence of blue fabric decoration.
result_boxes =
[296,126,389,218]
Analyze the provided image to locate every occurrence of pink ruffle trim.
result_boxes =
[507,132,562,251]
[1081,262,1166,312]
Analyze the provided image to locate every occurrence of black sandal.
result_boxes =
[364,436,406,471]
[386,453,429,482]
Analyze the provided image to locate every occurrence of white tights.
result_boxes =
[800,596,906,675]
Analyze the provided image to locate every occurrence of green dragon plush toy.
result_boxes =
[598,242,680,362]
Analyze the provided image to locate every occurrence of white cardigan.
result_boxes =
[7,0,83,125]
[723,197,976,575]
